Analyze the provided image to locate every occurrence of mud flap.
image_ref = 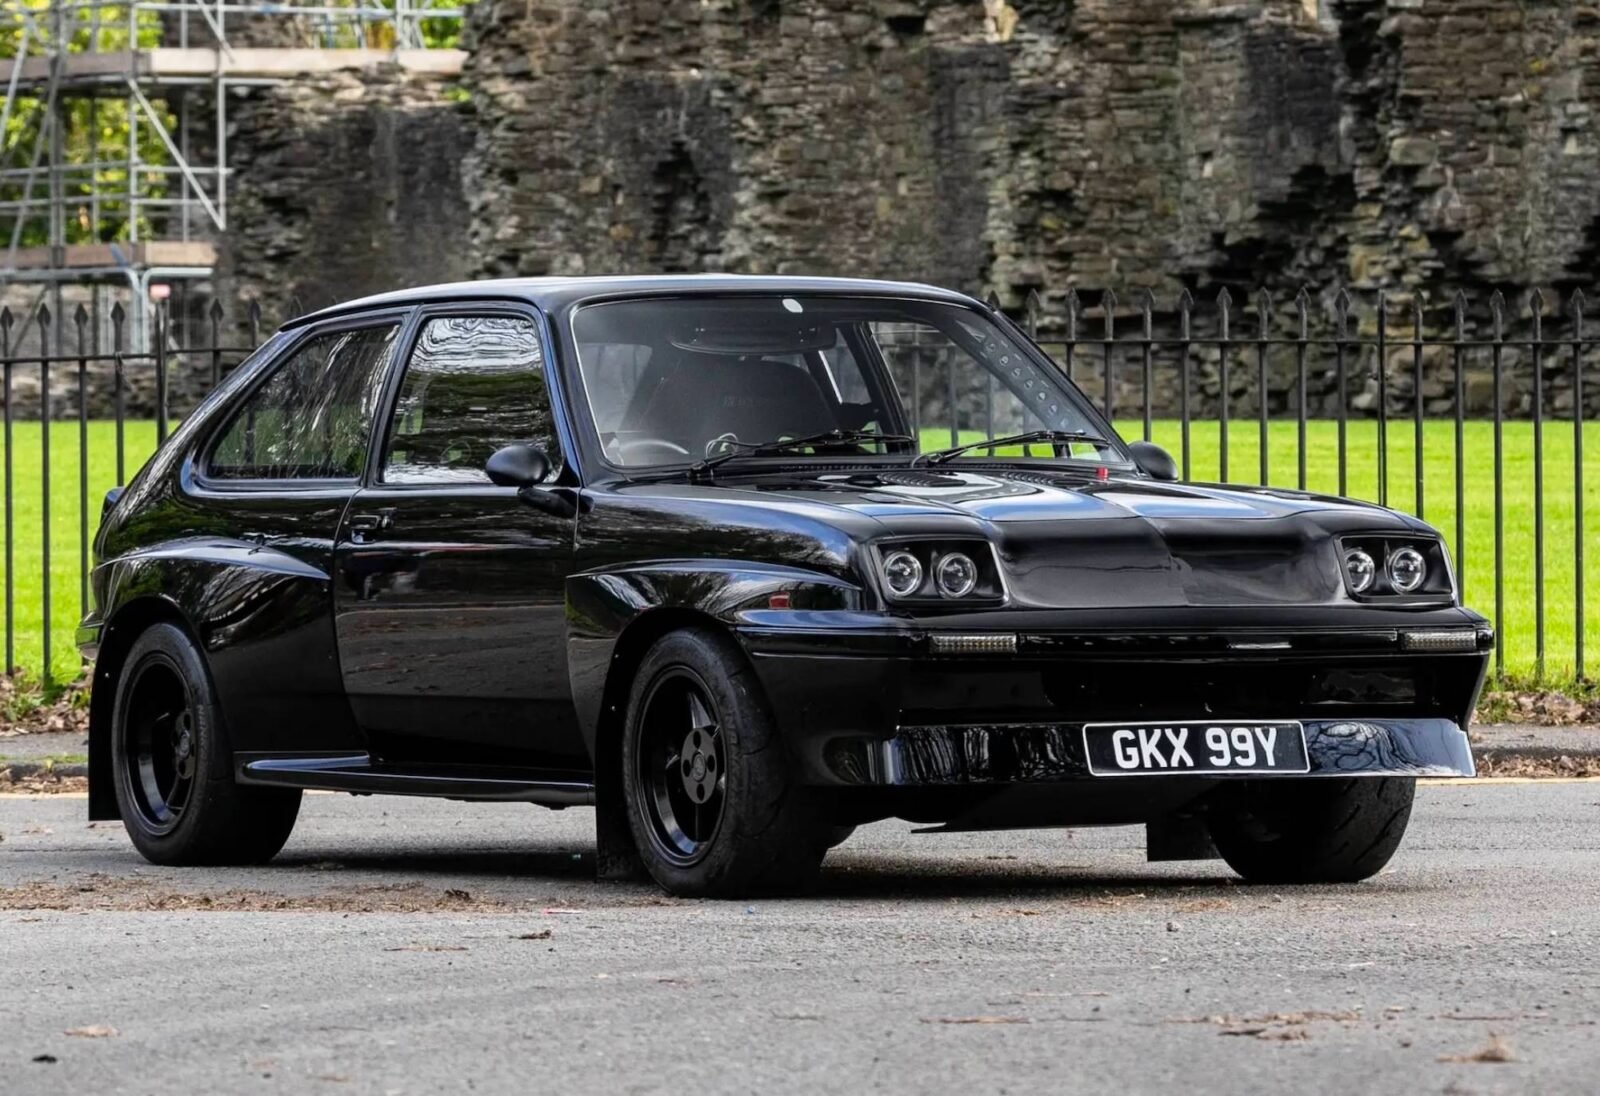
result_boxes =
[593,778,647,881]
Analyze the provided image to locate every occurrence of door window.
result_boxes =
[382,315,561,485]
[206,323,400,481]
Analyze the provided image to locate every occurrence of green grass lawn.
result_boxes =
[1,418,1597,683]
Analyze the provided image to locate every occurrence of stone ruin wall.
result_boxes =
[459,0,1600,419]
[13,0,1600,419]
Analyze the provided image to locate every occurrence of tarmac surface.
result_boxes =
[2,779,1599,1094]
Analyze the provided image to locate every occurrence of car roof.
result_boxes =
[284,274,981,329]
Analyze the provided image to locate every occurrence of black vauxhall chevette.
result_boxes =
[77,276,1492,897]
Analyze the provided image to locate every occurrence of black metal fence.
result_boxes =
[0,288,1595,687]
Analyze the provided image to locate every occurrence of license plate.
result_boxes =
[1082,721,1309,776]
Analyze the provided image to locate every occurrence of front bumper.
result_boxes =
[736,609,1490,787]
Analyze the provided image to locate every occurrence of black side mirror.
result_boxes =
[1128,440,1179,482]
[485,444,551,488]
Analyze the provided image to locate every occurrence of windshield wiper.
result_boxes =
[918,429,1112,466]
[690,429,915,479]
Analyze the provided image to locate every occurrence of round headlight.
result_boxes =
[935,552,979,598]
[1344,549,1376,595]
[882,550,923,597]
[1387,547,1426,594]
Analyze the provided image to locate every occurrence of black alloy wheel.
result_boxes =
[111,622,301,866]
[620,627,830,898]
[636,667,727,864]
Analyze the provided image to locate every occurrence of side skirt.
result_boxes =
[235,753,595,807]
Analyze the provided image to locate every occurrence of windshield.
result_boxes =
[570,295,1118,469]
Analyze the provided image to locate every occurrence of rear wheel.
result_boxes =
[621,628,827,898]
[1207,777,1415,884]
[111,623,301,866]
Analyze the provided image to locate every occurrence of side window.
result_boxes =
[206,323,400,481]
[382,315,562,485]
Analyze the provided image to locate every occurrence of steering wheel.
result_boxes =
[613,437,691,465]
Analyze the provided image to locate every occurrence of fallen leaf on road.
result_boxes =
[31,1054,57,1063]
[1439,1034,1516,1063]
[514,930,553,940]
[442,888,472,902]
[921,1016,1031,1025]
[64,1025,118,1038]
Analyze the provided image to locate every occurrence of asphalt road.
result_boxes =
[1,781,1598,1094]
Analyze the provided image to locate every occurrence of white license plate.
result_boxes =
[1083,721,1310,776]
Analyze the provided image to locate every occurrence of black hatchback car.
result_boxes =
[78,276,1491,897]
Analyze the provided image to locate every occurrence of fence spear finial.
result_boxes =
[1255,289,1271,337]
[1570,288,1587,339]
[1176,287,1193,340]
[1217,287,1233,341]
[1064,286,1079,341]
[1024,288,1042,339]
[1139,288,1155,339]
[1489,289,1506,340]
[1334,286,1351,340]
[1530,288,1545,340]
[1101,288,1118,339]
[1294,286,1310,338]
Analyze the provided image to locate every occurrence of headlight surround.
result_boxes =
[1337,535,1453,600]
[873,540,1005,605]
[881,550,924,598]
[1387,547,1426,593]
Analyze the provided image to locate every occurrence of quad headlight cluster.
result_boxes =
[875,541,1004,604]
[1339,536,1453,600]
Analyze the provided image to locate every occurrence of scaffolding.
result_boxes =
[0,0,465,345]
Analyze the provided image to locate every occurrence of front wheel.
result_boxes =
[111,622,302,866]
[621,628,828,898]
[1206,777,1416,884]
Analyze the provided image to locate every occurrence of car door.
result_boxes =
[186,314,406,755]
[332,305,585,771]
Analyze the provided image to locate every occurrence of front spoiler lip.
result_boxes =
[823,717,1476,786]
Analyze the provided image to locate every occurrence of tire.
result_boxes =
[1207,777,1415,884]
[620,627,827,898]
[110,622,301,866]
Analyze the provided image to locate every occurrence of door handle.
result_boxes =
[347,508,395,543]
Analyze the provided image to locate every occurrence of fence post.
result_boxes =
[1335,287,1351,497]
[1,307,12,675]
[1295,288,1309,491]
[1140,289,1154,442]
[1376,290,1389,506]
[1178,289,1193,480]
[1218,288,1232,482]
[1490,289,1506,680]
[1530,289,1546,682]
[1412,294,1425,520]
[1453,291,1467,602]
[1025,289,1041,341]
[210,298,225,390]
[154,297,169,445]
[112,302,126,486]
[37,304,51,686]
[1573,290,1587,681]
[1256,289,1270,486]
[1064,288,1078,384]
[74,304,89,617]
[1101,288,1117,423]
[248,299,262,347]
